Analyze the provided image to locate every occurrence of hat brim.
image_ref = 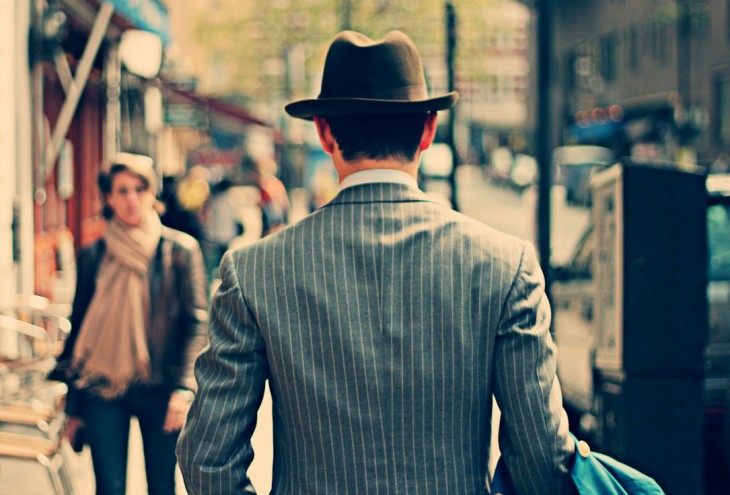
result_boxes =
[284,92,458,120]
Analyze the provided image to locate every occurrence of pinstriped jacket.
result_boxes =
[177,182,575,495]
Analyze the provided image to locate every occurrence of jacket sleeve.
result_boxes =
[176,239,209,392]
[492,241,576,495]
[176,251,268,495]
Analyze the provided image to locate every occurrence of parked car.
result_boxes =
[553,145,614,206]
[509,153,538,190]
[488,147,514,184]
[551,226,595,422]
[552,173,730,442]
[705,174,730,412]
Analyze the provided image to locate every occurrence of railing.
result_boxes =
[0,295,73,494]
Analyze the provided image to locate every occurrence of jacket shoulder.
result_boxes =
[162,226,201,253]
[441,206,528,250]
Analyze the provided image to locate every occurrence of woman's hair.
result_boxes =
[324,112,429,162]
[99,157,158,219]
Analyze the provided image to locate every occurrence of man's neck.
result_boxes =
[334,156,420,184]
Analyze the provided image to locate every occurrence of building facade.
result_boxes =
[1,0,271,325]
[552,0,730,168]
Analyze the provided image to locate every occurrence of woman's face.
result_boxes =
[106,171,154,227]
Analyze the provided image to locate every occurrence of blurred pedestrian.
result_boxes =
[203,177,242,277]
[255,157,290,236]
[51,154,208,495]
[160,175,205,241]
[178,30,575,495]
[307,161,339,211]
[177,165,211,214]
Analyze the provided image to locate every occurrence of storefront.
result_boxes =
[565,94,703,168]
[161,83,274,185]
[26,0,171,303]
[5,0,271,310]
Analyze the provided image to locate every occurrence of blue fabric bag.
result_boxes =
[489,434,665,495]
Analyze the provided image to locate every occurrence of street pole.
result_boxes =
[340,0,353,30]
[675,0,695,165]
[0,0,17,302]
[446,1,460,211]
[677,0,691,110]
[536,0,552,297]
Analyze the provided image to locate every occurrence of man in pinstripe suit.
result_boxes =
[177,30,576,494]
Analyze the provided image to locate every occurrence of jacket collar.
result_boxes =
[323,182,435,208]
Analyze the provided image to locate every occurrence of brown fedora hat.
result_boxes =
[285,30,458,120]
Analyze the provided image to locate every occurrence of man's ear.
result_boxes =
[313,116,336,154]
[419,112,438,152]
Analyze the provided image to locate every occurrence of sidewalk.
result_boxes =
[1,385,273,494]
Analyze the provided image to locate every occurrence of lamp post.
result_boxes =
[446,1,460,211]
[340,0,353,30]
[535,0,553,295]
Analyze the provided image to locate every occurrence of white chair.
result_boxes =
[0,297,73,494]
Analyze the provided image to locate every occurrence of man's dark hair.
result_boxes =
[324,113,429,162]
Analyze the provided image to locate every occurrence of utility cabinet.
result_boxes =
[591,160,707,494]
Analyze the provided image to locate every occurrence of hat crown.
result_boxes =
[319,31,429,101]
[284,30,457,119]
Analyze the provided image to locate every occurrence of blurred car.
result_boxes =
[420,142,453,179]
[553,145,613,206]
[509,153,538,189]
[551,226,595,423]
[705,174,730,411]
[488,147,514,184]
[552,174,730,442]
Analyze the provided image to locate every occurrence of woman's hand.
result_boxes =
[163,389,195,433]
[65,415,86,452]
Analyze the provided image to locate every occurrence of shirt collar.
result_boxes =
[339,169,419,191]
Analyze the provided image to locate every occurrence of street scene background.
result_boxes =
[2,0,730,494]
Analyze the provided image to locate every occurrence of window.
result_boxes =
[600,35,618,83]
[628,26,639,72]
[718,77,730,144]
[650,24,672,66]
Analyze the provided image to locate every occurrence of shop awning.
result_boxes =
[45,0,171,176]
[60,0,172,45]
[163,84,273,128]
[104,0,171,46]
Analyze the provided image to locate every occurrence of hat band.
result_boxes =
[319,83,429,101]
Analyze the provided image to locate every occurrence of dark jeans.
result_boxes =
[82,385,178,495]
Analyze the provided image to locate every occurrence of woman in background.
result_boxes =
[51,155,208,495]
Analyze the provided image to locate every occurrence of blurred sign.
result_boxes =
[188,148,242,169]
[165,104,204,128]
[104,0,171,46]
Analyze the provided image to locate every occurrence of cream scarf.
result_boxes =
[71,212,162,399]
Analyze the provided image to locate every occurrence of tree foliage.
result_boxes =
[187,0,520,110]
